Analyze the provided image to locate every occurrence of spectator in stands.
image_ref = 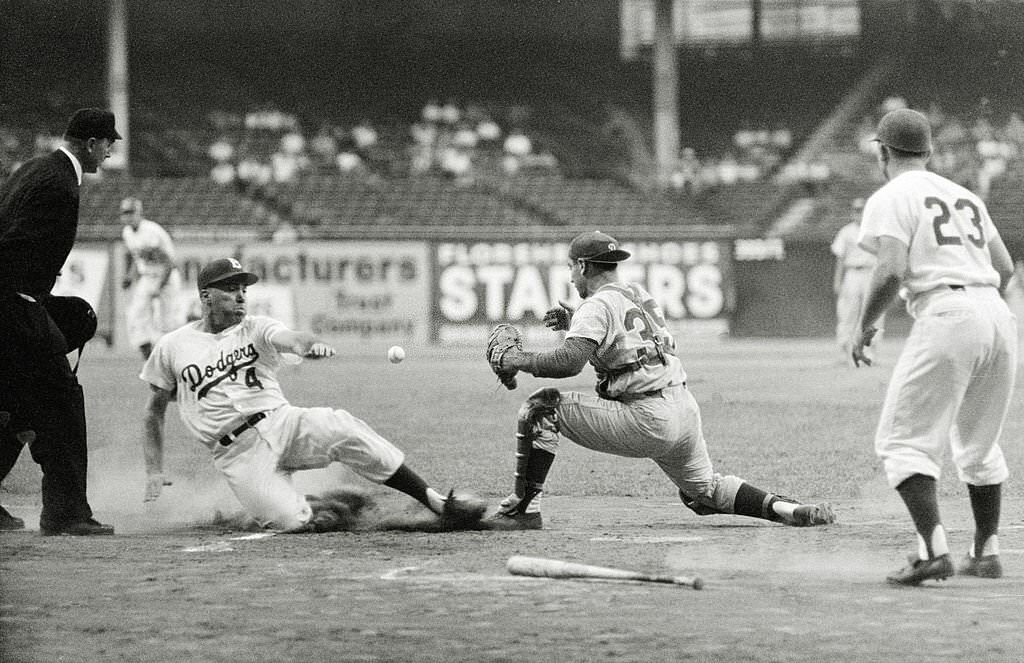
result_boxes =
[310,123,339,170]
[335,130,364,175]
[208,136,234,163]
[351,119,378,153]
[440,99,461,126]
[422,98,443,125]
[409,118,437,175]
[503,127,532,175]
[475,114,502,144]
[210,161,236,185]
[439,144,473,186]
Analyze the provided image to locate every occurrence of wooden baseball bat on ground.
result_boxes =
[506,555,704,590]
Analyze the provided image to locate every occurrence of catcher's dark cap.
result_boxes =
[197,258,259,290]
[568,231,631,263]
[65,108,122,141]
[873,108,932,153]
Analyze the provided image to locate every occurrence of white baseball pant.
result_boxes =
[876,286,1017,488]
[212,404,405,530]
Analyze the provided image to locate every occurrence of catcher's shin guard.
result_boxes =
[508,387,560,513]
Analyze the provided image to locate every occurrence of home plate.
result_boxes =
[182,531,278,552]
[229,532,278,541]
[590,535,705,543]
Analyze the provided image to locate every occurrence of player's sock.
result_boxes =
[513,447,554,514]
[732,482,782,522]
[967,483,1001,557]
[896,474,945,558]
[383,463,438,512]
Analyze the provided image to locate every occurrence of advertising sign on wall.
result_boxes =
[157,241,431,348]
[434,239,731,345]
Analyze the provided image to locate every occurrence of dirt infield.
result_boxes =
[4,494,1024,663]
[4,339,1024,661]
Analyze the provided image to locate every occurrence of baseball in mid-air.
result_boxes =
[387,345,406,364]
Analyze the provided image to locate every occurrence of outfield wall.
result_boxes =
[59,234,982,352]
[61,237,738,352]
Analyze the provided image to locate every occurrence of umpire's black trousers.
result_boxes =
[0,290,94,528]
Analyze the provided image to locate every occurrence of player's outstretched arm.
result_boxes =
[272,329,337,359]
[142,385,174,502]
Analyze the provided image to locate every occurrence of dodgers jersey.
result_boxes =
[140,315,291,446]
[123,219,176,276]
[566,282,686,398]
[858,170,1001,300]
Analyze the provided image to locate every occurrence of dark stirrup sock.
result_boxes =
[896,474,941,557]
[515,447,555,512]
[383,464,432,510]
[732,482,781,522]
[967,483,1001,555]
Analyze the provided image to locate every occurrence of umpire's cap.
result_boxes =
[197,258,260,290]
[569,231,631,263]
[873,108,932,154]
[64,108,122,141]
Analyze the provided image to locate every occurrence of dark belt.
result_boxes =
[218,412,267,446]
[949,285,965,291]
[600,382,685,403]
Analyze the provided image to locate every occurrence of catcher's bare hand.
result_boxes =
[851,326,878,368]
[304,342,336,359]
[542,299,575,331]
[486,323,523,390]
[143,472,172,502]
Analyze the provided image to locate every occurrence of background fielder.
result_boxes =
[831,197,884,364]
[486,230,836,530]
[139,257,485,531]
[121,196,185,360]
[853,108,1017,586]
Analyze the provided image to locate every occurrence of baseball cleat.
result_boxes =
[438,489,488,530]
[959,553,1003,579]
[485,510,542,530]
[788,502,836,527]
[886,553,954,586]
[0,505,24,531]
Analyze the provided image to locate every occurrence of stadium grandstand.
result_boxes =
[4,1,1024,245]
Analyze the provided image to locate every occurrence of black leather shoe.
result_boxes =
[41,518,114,536]
[0,505,25,531]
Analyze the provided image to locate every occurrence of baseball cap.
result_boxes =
[568,231,631,263]
[197,258,259,290]
[64,108,122,141]
[873,108,932,153]
[120,197,142,215]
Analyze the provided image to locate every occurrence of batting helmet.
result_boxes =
[873,108,932,154]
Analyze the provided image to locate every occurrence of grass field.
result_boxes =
[3,336,1024,662]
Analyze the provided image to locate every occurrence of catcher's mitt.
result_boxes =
[486,323,523,390]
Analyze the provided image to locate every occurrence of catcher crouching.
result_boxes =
[484,231,836,530]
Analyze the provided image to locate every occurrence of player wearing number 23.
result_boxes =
[853,108,1018,585]
[486,231,835,530]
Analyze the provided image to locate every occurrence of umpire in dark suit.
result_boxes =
[0,108,120,535]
